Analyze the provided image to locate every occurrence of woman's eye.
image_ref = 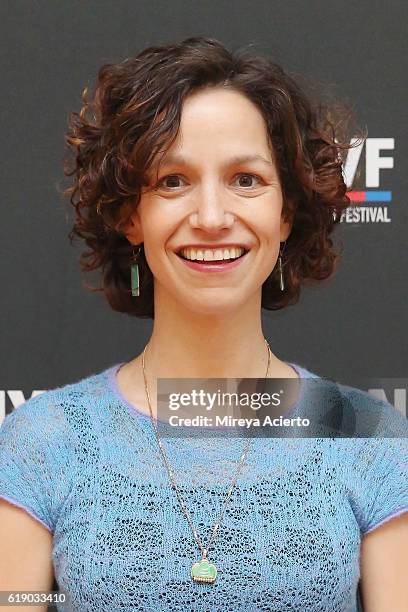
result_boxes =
[233,173,263,188]
[156,175,186,189]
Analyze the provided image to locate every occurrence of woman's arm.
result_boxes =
[360,511,408,611]
[0,499,54,612]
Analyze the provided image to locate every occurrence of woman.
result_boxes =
[1,36,407,611]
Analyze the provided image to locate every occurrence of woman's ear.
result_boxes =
[280,218,292,242]
[280,205,294,242]
[117,200,144,244]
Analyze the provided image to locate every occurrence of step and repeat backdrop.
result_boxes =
[1,1,406,421]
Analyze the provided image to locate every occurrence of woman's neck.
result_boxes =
[116,292,299,419]
[143,291,291,379]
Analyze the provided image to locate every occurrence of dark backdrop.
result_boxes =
[1,0,407,422]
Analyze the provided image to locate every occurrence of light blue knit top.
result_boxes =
[0,362,407,612]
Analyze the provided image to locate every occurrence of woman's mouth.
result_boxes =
[175,246,250,273]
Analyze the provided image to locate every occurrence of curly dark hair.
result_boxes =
[63,36,363,319]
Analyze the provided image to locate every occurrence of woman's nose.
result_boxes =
[188,186,235,232]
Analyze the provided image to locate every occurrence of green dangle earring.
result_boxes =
[130,244,142,297]
[278,240,287,292]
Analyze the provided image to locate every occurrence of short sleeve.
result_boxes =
[358,438,408,533]
[343,393,408,535]
[0,392,71,533]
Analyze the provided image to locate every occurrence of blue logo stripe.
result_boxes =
[365,191,392,202]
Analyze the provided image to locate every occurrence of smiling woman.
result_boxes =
[118,86,294,321]
[1,36,407,612]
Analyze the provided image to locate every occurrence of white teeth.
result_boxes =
[179,247,245,261]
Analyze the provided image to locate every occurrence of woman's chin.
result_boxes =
[180,292,254,317]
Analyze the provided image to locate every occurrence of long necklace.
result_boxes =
[141,339,271,583]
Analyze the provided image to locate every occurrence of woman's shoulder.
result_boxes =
[0,365,114,439]
[290,365,408,534]
[331,386,408,534]
[0,366,113,533]
[335,381,407,437]
[291,362,407,438]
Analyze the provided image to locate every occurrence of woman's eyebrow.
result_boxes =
[158,153,274,168]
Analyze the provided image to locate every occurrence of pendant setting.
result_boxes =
[191,558,217,583]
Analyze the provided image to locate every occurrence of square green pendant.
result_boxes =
[131,264,140,297]
[191,558,217,583]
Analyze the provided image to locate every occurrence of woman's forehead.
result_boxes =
[146,88,277,174]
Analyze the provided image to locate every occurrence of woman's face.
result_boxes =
[124,86,292,316]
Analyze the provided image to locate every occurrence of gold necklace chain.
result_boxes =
[141,339,272,583]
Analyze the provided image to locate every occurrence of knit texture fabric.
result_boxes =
[0,362,407,612]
